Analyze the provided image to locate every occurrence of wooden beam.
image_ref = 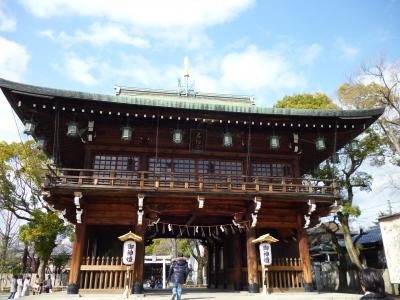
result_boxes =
[256,220,298,229]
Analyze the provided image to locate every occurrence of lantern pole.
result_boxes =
[118,231,143,298]
[252,234,279,294]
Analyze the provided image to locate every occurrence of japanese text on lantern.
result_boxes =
[122,241,136,265]
[259,243,272,266]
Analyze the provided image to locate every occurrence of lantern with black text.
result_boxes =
[259,242,272,266]
[122,240,136,265]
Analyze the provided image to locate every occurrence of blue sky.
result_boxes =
[0,0,399,227]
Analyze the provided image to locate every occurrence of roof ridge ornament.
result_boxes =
[118,231,142,242]
[178,56,196,97]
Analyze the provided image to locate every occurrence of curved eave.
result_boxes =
[0,78,385,119]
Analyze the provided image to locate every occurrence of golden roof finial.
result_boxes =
[252,233,279,244]
[118,231,142,242]
[183,56,190,78]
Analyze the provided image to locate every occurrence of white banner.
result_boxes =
[379,214,400,284]
[122,240,136,265]
[259,242,272,266]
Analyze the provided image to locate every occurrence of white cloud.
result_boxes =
[219,45,307,93]
[87,45,306,104]
[335,38,359,58]
[353,162,400,227]
[299,43,322,66]
[101,54,181,89]
[38,29,56,40]
[18,0,254,28]
[357,60,400,86]
[21,0,254,48]
[63,56,98,86]
[0,36,30,81]
[0,94,25,143]
[0,36,30,142]
[41,23,150,48]
[0,7,16,32]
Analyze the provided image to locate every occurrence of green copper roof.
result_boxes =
[0,78,385,119]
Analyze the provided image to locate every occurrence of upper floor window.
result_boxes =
[251,162,292,177]
[93,155,139,171]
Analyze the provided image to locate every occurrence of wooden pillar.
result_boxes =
[246,227,259,293]
[215,244,219,288]
[222,241,228,289]
[67,223,87,294]
[206,243,212,288]
[212,243,217,288]
[297,214,313,292]
[132,225,145,294]
[212,242,217,288]
[232,234,243,290]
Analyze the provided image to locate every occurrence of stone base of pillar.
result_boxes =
[67,284,79,294]
[304,283,313,292]
[132,282,143,294]
[248,283,259,293]
[234,282,242,291]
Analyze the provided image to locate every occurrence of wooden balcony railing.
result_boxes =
[45,168,339,197]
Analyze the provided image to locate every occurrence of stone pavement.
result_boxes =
[0,288,367,300]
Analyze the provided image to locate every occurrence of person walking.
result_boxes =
[359,268,393,299]
[14,275,23,298]
[8,275,17,299]
[45,275,53,293]
[167,253,188,300]
[21,276,30,297]
[33,274,42,295]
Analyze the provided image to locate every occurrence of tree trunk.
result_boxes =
[38,255,49,282]
[325,225,348,291]
[339,213,363,269]
[197,259,204,285]
[0,211,13,280]
[202,246,208,286]
[22,246,29,273]
[189,240,207,286]
[170,239,177,258]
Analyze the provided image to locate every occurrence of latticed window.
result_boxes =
[92,155,139,184]
[198,159,243,188]
[251,162,292,177]
[148,158,196,187]
[197,160,243,175]
[93,155,139,171]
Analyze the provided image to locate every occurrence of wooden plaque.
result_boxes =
[190,128,206,152]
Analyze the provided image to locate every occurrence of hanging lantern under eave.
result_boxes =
[315,137,326,151]
[121,126,133,141]
[350,140,358,149]
[223,132,233,147]
[36,138,46,149]
[67,122,79,137]
[270,135,280,150]
[172,129,183,144]
[331,153,339,164]
[23,121,36,135]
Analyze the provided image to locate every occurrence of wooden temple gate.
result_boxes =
[0,77,383,294]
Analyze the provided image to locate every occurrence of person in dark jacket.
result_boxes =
[8,275,17,299]
[167,253,188,300]
[359,268,393,300]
